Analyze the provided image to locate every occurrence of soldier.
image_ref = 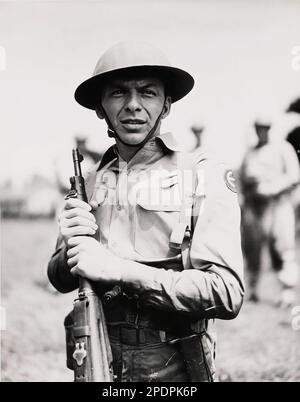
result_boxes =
[48,42,244,382]
[191,124,204,151]
[75,135,103,165]
[240,118,300,306]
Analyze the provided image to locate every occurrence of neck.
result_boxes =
[115,140,141,162]
[115,129,161,162]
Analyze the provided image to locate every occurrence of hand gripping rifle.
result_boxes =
[64,149,113,382]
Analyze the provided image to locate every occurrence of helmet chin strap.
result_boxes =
[100,100,166,150]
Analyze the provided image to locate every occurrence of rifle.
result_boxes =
[64,148,113,382]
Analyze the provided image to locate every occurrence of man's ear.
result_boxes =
[162,96,171,119]
[95,104,105,120]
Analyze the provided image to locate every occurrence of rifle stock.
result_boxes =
[64,148,113,382]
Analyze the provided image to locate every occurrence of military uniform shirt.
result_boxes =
[240,140,300,197]
[48,132,244,321]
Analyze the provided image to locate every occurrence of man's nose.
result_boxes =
[125,93,142,112]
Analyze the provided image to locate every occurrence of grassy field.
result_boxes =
[1,219,300,382]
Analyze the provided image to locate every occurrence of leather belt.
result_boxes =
[107,324,187,346]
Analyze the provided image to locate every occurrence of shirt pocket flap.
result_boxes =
[137,199,181,212]
[135,173,182,212]
[91,185,108,206]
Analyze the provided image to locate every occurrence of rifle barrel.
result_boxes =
[72,148,83,177]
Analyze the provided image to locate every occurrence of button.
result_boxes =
[116,204,122,211]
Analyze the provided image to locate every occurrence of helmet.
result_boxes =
[191,124,204,133]
[74,41,194,110]
[254,116,272,129]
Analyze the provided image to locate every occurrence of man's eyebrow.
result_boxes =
[108,80,160,88]
[138,82,159,88]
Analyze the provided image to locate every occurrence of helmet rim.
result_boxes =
[75,64,194,110]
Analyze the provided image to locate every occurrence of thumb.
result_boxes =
[90,200,98,210]
[70,266,79,277]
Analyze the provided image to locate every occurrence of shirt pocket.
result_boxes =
[133,182,181,259]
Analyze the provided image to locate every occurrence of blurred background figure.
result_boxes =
[191,124,204,151]
[74,135,103,174]
[239,117,300,307]
[54,135,103,195]
[286,97,300,225]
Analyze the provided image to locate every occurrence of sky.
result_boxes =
[1,0,300,187]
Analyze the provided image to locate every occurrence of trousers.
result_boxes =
[109,327,189,382]
[242,196,299,294]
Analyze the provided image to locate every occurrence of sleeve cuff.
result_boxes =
[120,260,159,294]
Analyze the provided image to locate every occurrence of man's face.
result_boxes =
[99,75,171,145]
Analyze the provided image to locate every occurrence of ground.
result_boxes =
[1,219,300,382]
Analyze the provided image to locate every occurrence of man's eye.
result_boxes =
[112,89,124,96]
[142,89,156,96]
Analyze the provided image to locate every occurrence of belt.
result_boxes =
[107,324,187,346]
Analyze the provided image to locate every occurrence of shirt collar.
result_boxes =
[97,132,183,171]
[155,132,183,152]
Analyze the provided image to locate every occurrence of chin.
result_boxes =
[121,132,148,145]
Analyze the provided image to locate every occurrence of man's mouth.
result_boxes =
[121,118,146,125]
[120,118,147,132]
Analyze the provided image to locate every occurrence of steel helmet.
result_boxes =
[74,41,194,110]
[191,124,204,133]
[254,116,272,129]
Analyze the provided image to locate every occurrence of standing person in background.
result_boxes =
[240,118,300,307]
[48,41,244,382]
[191,124,204,151]
[75,136,103,169]
[55,136,103,195]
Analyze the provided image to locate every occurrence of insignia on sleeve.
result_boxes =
[224,169,237,193]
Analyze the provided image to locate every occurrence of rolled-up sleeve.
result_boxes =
[47,164,99,293]
[47,235,79,293]
[121,159,244,320]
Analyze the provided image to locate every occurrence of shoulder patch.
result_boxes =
[224,169,237,193]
